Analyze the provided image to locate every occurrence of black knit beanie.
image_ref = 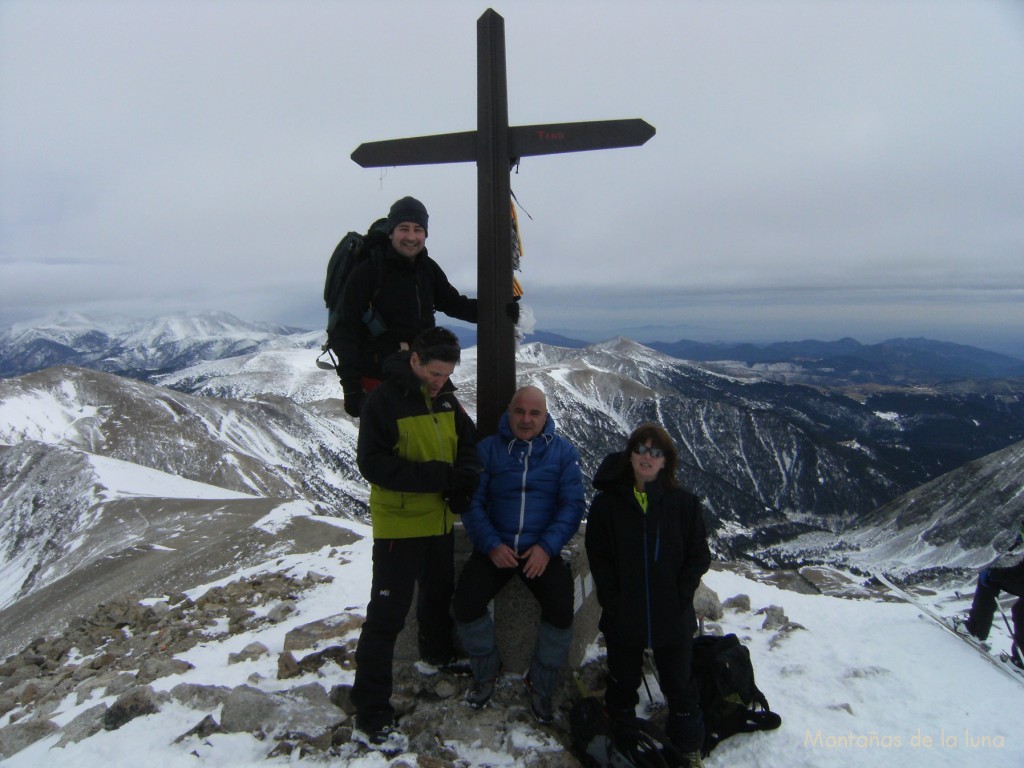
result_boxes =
[387,196,429,235]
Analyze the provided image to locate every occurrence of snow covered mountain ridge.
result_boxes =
[4,310,1023,388]
[0,311,312,380]
[1,312,1023,764]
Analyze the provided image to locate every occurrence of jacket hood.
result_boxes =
[496,410,556,450]
[592,450,628,492]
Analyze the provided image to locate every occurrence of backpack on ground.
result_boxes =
[317,218,389,371]
[569,694,685,768]
[692,633,781,755]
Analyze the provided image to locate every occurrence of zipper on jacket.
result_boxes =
[642,509,653,648]
[513,440,533,553]
[424,387,451,535]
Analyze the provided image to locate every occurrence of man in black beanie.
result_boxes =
[330,196,479,418]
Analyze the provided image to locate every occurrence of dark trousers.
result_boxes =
[605,638,701,722]
[453,550,574,629]
[351,532,455,727]
[968,559,1024,648]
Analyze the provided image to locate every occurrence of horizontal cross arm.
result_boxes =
[351,131,477,168]
[510,119,655,158]
[351,119,655,168]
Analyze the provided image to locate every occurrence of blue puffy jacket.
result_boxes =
[461,411,585,557]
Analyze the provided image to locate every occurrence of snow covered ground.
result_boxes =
[3,506,1021,767]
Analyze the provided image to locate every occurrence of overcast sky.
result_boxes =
[2,0,1023,355]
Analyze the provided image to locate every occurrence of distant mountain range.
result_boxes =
[523,332,1024,386]
[0,311,305,380]
[4,311,1022,388]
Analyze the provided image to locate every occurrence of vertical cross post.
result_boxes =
[475,10,516,438]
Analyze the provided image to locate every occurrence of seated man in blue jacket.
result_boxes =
[453,385,586,723]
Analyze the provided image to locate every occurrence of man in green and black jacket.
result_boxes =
[350,326,481,751]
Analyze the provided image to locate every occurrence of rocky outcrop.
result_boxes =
[0,569,336,757]
[0,563,792,763]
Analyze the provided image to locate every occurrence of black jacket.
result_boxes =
[585,451,711,648]
[355,352,480,539]
[330,244,477,388]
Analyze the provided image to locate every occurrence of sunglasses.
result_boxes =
[632,444,665,459]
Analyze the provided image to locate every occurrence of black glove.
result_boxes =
[447,490,474,516]
[444,465,479,515]
[505,297,521,325]
[448,464,480,497]
[343,387,365,418]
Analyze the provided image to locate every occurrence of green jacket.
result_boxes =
[356,352,479,538]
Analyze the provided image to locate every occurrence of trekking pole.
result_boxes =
[997,605,1024,665]
[998,605,1013,638]
[640,667,655,706]
[641,649,664,713]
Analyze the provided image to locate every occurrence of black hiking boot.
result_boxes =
[465,671,499,709]
[351,719,408,754]
[417,653,471,676]
[525,676,554,724]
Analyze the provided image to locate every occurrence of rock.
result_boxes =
[0,693,17,719]
[15,681,40,707]
[136,656,193,684]
[227,606,255,634]
[170,682,232,711]
[1,663,43,691]
[102,686,166,731]
[693,583,723,620]
[327,684,353,714]
[297,645,351,674]
[722,593,752,612]
[0,719,59,759]
[228,641,270,665]
[167,592,193,607]
[277,651,301,680]
[29,696,61,722]
[267,601,297,623]
[755,605,788,631]
[219,683,346,740]
[283,614,363,652]
[89,652,119,672]
[173,714,225,744]
[433,679,459,699]
[54,703,108,748]
[104,671,139,698]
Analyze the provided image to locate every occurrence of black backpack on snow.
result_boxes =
[317,218,390,371]
[692,633,781,755]
[570,695,686,768]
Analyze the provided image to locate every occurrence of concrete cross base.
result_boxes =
[395,523,600,674]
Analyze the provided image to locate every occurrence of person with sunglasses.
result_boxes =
[585,422,712,767]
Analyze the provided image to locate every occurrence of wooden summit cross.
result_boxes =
[351,9,654,436]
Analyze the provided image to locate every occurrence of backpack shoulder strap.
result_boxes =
[634,719,684,768]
